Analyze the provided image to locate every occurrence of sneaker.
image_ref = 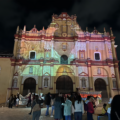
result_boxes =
[50,115,53,117]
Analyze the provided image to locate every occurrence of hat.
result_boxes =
[108,98,112,104]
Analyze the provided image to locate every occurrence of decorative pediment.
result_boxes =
[78,72,88,76]
[14,72,18,76]
[30,26,38,33]
[112,74,115,78]
[43,72,50,76]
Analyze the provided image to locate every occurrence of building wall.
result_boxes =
[0,58,12,103]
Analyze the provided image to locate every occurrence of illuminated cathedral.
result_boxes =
[0,12,120,103]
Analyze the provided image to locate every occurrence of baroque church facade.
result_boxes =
[0,12,120,103]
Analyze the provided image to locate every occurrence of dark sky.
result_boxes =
[0,0,120,60]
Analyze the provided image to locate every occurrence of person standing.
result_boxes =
[111,95,120,120]
[13,95,16,106]
[107,98,112,120]
[50,94,55,117]
[87,97,94,120]
[45,92,51,116]
[62,96,72,120]
[74,95,84,120]
[32,95,41,120]
[54,96,63,120]
[27,92,31,107]
[60,94,65,120]
[9,94,13,108]
[29,93,35,115]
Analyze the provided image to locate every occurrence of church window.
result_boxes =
[30,52,36,59]
[12,79,17,88]
[29,66,33,74]
[60,55,68,64]
[44,78,48,87]
[95,53,100,60]
[113,80,117,88]
[82,78,86,87]
[97,68,101,75]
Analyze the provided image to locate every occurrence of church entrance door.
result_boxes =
[94,78,108,98]
[23,78,36,96]
[56,75,73,93]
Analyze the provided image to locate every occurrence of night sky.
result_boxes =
[0,0,120,61]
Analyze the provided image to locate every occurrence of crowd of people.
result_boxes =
[7,91,120,120]
[44,92,94,120]
[8,93,19,108]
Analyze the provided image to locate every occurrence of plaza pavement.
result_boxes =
[0,106,89,120]
[0,102,105,120]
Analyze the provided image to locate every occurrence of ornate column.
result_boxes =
[87,60,93,91]
[86,41,90,59]
[75,41,78,59]
[51,40,54,58]
[105,41,109,59]
[13,39,18,57]
[50,65,54,89]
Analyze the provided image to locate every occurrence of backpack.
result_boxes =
[84,103,88,111]
[32,100,41,112]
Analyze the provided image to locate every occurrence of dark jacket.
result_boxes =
[54,98,63,119]
[45,94,51,105]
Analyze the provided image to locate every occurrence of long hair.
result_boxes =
[76,95,82,104]
[111,95,120,120]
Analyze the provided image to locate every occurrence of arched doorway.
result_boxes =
[60,55,68,64]
[94,78,108,98]
[56,75,73,93]
[23,78,36,96]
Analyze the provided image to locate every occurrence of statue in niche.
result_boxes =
[60,55,68,64]
[44,78,48,87]
[29,66,33,74]
[97,68,101,74]
[46,53,49,58]
[82,78,86,87]
[12,78,17,88]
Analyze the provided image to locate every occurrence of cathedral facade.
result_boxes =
[0,12,120,103]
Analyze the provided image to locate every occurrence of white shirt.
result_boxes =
[107,107,111,114]
[74,100,84,114]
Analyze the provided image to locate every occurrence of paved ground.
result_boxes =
[0,103,105,120]
[0,106,88,120]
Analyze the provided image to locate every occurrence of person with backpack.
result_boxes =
[32,95,41,120]
[74,95,84,120]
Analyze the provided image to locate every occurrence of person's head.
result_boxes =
[103,103,107,109]
[76,95,82,103]
[48,92,50,96]
[111,95,120,120]
[67,95,71,100]
[89,96,94,102]
[51,94,55,99]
